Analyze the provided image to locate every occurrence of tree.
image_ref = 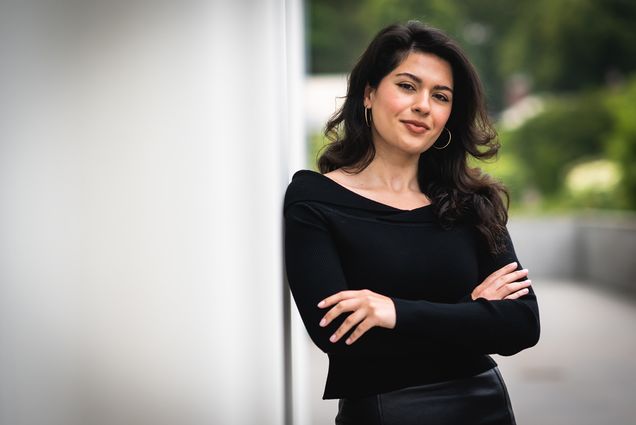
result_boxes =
[498,0,636,92]
[606,77,636,209]
[504,92,612,197]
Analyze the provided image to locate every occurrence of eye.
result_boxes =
[397,82,416,91]
[433,92,451,103]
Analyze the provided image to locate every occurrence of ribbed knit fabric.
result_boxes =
[283,169,540,399]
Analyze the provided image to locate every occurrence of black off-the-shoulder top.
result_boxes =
[283,169,540,399]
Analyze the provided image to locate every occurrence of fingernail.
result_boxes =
[319,318,326,327]
[345,338,352,345]
[330,334,337,342]
[317,301,325,307]
[509,262,517,267]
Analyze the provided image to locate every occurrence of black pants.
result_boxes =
[335,367,517,425]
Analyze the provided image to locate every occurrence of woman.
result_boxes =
[283,21,540,425]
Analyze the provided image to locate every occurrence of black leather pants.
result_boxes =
[335,367,517,425]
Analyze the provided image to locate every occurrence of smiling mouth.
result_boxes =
[401,120,429,134]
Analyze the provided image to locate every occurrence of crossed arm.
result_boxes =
[284,202,540,356]
[318,261,532,346]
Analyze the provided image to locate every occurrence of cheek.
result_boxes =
[375,95,408,121]
[435,107,452,125]
[386,94,411,113]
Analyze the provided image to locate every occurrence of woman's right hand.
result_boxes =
[471,262,532,301]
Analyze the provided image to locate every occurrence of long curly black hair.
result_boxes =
[317,21,509,254]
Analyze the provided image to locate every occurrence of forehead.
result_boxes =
[390,51,453,86]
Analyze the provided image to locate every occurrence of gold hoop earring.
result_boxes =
[433,127,452,150]
[364,107,371,127]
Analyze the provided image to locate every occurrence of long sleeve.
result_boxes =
[283,170,540,398]
[284,201,408,355]
[285,200,540,357]
[391,228,541,356]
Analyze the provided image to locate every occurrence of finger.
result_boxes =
[329,309,367,343]
[511,268,529,281]
[345,318,374,345]
[504,288,530,300]
[477,262,518,292]
[318,290,360,308]
[486,262,518,282]
[506,279,532,293]
[498,279,531,298]
[492,269,529,291]
[319,298,360,328]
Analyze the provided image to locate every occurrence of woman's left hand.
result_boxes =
[317,289,396,345]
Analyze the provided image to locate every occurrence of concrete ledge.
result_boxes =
[509,213,636,296]
[508,214,636,296]
[578,215,636,296]
[509,217,578,279]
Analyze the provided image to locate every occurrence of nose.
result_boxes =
[412,93,430,115]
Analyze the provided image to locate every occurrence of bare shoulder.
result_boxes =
[324,168,431,210]
[323,168,361,189]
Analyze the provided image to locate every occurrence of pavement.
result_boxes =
[303,279,636,425]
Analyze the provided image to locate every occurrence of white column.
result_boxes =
[0,1,302,424]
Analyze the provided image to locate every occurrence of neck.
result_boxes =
[361,144,421,193]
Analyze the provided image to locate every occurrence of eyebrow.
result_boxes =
[395,72,454,93]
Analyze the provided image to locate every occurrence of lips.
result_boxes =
[401,120,430,134]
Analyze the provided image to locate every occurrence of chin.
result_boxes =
[400,141,431,155]
[418,144,435,154]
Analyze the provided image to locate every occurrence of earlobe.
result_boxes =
[363,84,374,108]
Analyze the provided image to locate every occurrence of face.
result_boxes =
[364,51,454,155]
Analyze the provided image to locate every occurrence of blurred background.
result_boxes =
[0,0,635,424]
[302,1,636,425]
[307,0,636,214]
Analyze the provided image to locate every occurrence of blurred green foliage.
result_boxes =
[308,0,636,211]
[309,0,636,109]
[308,131,328,171]
[503,92,612,198]
[481,86,636,212]
[606,76,636,209]
[499,0,636,92]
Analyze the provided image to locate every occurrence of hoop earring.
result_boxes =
[433,127,452,150]
[364,107,371,127]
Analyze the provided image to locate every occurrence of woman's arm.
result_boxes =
[286,201,539,356]
[285,201,405,355]
[391,229,540,356]
[456,262,532,303]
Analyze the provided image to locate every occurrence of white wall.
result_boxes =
[0,1,303,424]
